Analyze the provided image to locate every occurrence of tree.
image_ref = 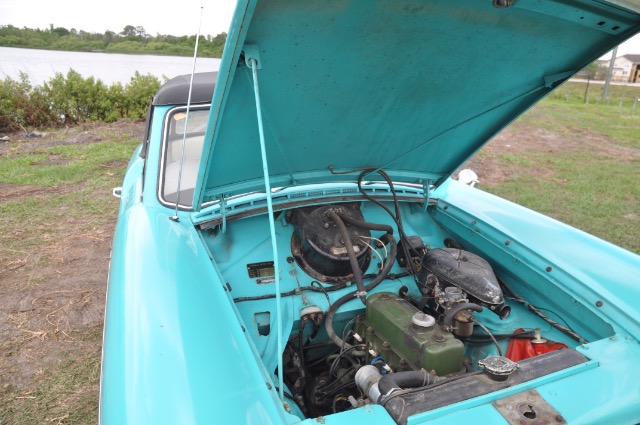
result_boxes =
[51,26,70,37]
[581,61,608,81]
[120,25,137,37]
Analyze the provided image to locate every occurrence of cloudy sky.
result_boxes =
[1,0,639,57]
[0,0,236,37]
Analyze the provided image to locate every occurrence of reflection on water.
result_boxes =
[0,46,221,86]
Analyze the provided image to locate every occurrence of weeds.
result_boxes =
[0,70,162,132]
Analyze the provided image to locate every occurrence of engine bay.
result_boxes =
[200,197,612,423]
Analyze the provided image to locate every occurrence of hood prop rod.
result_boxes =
[246,48,285,405]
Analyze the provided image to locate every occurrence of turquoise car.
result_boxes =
[100,1,640,424]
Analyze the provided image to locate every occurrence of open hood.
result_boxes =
[193,0,640,209]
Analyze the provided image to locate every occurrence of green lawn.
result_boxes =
[481,81,640,253]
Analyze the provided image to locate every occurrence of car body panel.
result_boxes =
[101,1,640,424]
[431,179,640,341]
[101,203,293,424]
[194,0,640,207]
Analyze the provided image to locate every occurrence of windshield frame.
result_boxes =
[157,104,211,210]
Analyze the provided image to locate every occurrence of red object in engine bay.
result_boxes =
[506,328,568,362]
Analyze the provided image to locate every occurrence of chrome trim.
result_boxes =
[157,104,211,210]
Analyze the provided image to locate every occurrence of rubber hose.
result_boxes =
[336,212,394,234]
[328,211,366,299]
[377,370,438,398]
[324,234,397,350]
[442,302,483,329]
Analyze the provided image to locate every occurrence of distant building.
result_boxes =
[607,54,640,83]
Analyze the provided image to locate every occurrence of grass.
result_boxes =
[0,139,137,187]
[518,100,640,148]
[0,137,139,256]
[0,133,139,425]
[486,151,640,253]
[0,80,638,423]
[0,327,102,425]
[480,80,640,254]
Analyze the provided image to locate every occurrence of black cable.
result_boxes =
[233,281,347,303]
[332,394,349,414]
[234,288,300,302]
[362,271,410,280]
[302,341,336,351]
[324,234,397,349]
[356,169,421,284]
[328,344,366,380]
[304,347,340,368]
[310,280,331,307]
[329,211,367,301]
[471,318,502,356]
[463,330,535,344]
[297,319,308,372]
[336,212,394,234]
[499,277,586,343]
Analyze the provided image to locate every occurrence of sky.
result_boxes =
[0,0,237,37]
[0,0,639,57]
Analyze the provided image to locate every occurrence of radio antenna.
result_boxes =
[171,5,204,222]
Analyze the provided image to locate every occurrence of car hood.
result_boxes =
[192,0,640,209]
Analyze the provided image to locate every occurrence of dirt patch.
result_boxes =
[0,184,47,202]
[0,221,111,389]
[461,124,640,186]
[0,120,144,157]
[1,116,637,423]
[0,120,144,423]
[31,153,71,166]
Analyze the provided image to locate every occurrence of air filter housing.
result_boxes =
[418,248,510,319]
[289,204,371,284]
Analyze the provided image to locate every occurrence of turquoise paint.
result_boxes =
[101,205,292,423]
[194,0,640,206]
[431,179,640,341]
[247,54,286,402]
[103,1,640,424]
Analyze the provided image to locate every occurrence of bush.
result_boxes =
[0,72,56,131]
[123,72,161,120]
[0,70,163,132]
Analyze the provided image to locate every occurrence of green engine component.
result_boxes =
[356,292,464,376]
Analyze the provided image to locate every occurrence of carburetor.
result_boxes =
[418,248,511,324]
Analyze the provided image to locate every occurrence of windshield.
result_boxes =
[160,106,210,208]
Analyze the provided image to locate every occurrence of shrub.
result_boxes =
[0,70,163,132]
[0,72,55,132]
[123,72,162,120]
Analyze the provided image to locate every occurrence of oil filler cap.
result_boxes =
[478,356,519,381]
[412,312,436,328]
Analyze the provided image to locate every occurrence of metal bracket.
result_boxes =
[219,196,227,233]
[243,44,262,69]
[421,180,431,212]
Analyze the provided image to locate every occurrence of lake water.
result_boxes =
[0,46,221,86]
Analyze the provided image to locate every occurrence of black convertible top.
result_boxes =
[152,72,218,106]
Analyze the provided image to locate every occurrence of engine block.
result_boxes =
[356,292,464,376]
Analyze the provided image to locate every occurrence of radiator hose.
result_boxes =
[377,370,438,399]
